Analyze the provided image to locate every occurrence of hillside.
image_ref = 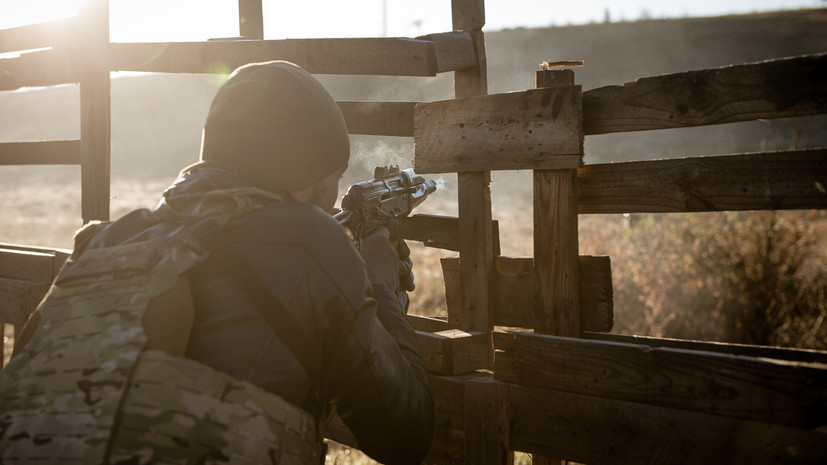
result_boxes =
[1,8,825,246]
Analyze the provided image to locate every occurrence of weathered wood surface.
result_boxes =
[0,33,475,91]
[337,101,417,137]
[456,173,494,334]
[507,382,827,465]
[0,141,82,165]
[494,331,827,429]
[533,169,580,336]
[407,314,453,333]
[106,38,453,76]
[442,256,612,332]
[583,52,827,135]
[398,214,500,255]
[0,278,50,327]
[329,370,827,464]
[416,32,477,73]
[0,248,57,282]
[586,332,827,365]
[414,86,584,173]
[464,378,510,465]
[416,329,489,375]
[0,17,78,54]
[0,246,69,326]
[79,0,111,224]
[577,149,827,213]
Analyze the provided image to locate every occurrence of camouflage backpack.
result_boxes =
[0,186,322,465]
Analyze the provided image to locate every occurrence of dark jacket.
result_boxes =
[87,167,434,465]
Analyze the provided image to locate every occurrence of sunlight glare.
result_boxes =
[0,0,80,29]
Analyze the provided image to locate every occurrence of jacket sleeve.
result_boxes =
[304,213,434,465]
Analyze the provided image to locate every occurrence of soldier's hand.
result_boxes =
[360,227,401,295]
[395,240,415,293]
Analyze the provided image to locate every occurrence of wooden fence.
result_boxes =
[1,0,826,463]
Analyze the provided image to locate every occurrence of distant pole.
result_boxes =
[382,0,387,36]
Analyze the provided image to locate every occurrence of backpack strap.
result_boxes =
[187,216,325,417]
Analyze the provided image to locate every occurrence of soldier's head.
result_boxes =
[200,60,349,209]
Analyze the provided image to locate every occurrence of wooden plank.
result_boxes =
[237,0,264,40]
[413,86,584,173]
[0,141,82,165]
[78,0,110,224]
[584,332,827,365]
[442,256,612,331]
[577,149,827,214]
[407,314,453,333]
[325,373,475,465]
[464,378,511,465]
[533,169,580,336]
[337,101,416,137]
[106,38,441,76]
[493,331,827,429]
[0,249,55,282]
[0,17,79,54]
[398,214,500,255]
[416,32,476,73]
[507,382,827,465]
[583,52,827,135]
[451,0,486,31]
[0,277,50,326]
[0,48,76,91]
[0,243,71,273]
[425,374,470,464]
[415,329,489,375]
[457,172,493,334]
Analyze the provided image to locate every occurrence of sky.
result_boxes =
[0,0,825,42]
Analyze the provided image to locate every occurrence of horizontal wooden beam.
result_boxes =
[407,314,452,333]
[416,329,490,374]
[0,48,76,91]
[577,149,827,213]
[106,38,444,76]
[0,245,68,326]
[337,101,416,136]
[414,86,584,173]
[327,370,827,464]
[398,214,500,255]
[585,332,827,365]
[416,32,477,73]
[0,277,50,326]
[508,381,827,464]
[442,256,612,331]
[0,248,58,282]
[0,141,82,165]
[494,331,827,429]
[583,52,827,135]
[0,18,79,54]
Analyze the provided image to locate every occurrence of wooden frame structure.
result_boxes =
[1,1,826,463]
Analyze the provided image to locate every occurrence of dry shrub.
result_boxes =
[584,210,827,349]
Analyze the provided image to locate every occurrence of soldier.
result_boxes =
[0,61,434,465]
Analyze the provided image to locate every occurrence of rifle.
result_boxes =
[333,166,437,246]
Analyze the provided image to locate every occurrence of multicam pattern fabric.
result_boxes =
[0,185,320,464]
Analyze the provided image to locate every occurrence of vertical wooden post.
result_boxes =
[533,69,581,338]
[238,0,264,40]
[530,68,583,465]
[79,0,110,224]
[464,379,512,465]
[452,0,492,336]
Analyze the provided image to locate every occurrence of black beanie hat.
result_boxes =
[199,61,350,192]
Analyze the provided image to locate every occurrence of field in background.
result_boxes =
[3,168,825,351]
